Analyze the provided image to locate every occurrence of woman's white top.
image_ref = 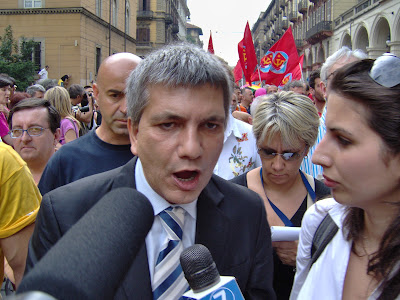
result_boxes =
[290,198,399,300]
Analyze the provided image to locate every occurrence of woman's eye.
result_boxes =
[337,135,352,146]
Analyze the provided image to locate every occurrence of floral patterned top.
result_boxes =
[214,115,261,180]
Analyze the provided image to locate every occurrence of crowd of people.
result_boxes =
[0,43,399,300]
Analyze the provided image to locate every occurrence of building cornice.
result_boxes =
[0,7,136,43]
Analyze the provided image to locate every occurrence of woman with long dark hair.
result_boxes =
[291,54,400,299]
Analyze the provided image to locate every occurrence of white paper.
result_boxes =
[271,226,301,241]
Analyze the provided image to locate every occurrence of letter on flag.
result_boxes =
[238,22,258,84]
[208,31,214,54]
[253,27,300,86]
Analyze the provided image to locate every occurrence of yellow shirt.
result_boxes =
[0,143,41,281]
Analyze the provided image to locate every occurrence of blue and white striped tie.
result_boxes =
[152,206,188,300]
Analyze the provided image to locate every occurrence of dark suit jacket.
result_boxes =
[26,157,275,299]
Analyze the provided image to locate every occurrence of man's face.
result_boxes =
[12,107,59,167]
[312,78,324,102]
[70,94,82,106]
[128,84,226,204]
[34,91,44,98]
[242,88,254,106]
[231,94,238,112]
[93,59,138,144]
[267,85,278,94]
[291,86,306,95]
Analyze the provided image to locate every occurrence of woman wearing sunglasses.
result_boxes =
[231,91,330,299]
[291,54,400,299]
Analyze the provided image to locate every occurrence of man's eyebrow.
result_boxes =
[150,113,225,124]
[106,89,124,94]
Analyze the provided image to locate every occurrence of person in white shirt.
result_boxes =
[38,65,49,80]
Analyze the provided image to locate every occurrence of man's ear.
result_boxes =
[127,118,139,155]
[320,81,327,99]
[54,128,61,146]
[93,83,99,99]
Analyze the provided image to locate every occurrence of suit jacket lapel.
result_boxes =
[195,177,228,268]
[116,244,152,299]
[113,157,153,299]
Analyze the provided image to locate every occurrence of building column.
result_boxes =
[387,41,400,57]
[366,47,389,59]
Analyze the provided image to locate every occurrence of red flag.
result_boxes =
[233,60,243,83]
[208,31,214,54]
[253,27,299,86]
[238,22,258,84]
[278,55,304,89]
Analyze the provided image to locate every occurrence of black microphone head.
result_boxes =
[18,187,154,300]
[180,244,220,292]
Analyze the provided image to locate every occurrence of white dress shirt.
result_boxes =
[135,158,197,282]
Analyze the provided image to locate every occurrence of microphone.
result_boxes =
[18,187,154,300]
[180,244,244,300]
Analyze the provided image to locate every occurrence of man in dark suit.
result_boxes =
[25,43,275,299]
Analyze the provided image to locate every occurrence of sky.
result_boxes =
[186,0,272,67]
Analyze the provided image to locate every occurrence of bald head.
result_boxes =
[93,52,142,145]
[97,52,142,85]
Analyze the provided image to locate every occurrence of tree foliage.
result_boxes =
[0,25,38,91]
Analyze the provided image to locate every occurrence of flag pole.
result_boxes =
[257,65,262,84]
[299,61,304,82]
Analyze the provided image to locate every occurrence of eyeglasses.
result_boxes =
[257,148,305,161]
[10,126,48,138]
[369,53,400,88]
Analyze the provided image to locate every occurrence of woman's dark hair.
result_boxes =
[0,75,13,88]
[330,58,400,299]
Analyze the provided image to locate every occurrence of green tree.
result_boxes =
[0,25,38,91]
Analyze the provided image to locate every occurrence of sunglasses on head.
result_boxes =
[369,53,400,88]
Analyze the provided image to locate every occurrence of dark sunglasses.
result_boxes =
[369,53,400,88]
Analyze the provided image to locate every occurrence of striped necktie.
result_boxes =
[152,206,188,300]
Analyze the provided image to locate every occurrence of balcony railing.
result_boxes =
[172,24,179,34]
[137,10,154,20]
[295,39,304,48]
[298,0,308,14]
[289,11,298,22]
[334,0,375,28]
[281,19,289,29]
[279,0,286,8]
[165,13,173,25]
[305,21,332,44]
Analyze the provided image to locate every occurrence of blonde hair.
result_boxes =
[44,86,80,128]
[253,91,319,149]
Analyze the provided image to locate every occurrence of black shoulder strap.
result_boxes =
[310,214,338,268]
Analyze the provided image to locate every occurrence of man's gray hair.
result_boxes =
[126,43,232,125]
[321,46,367,82]
[26,84,45,97]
